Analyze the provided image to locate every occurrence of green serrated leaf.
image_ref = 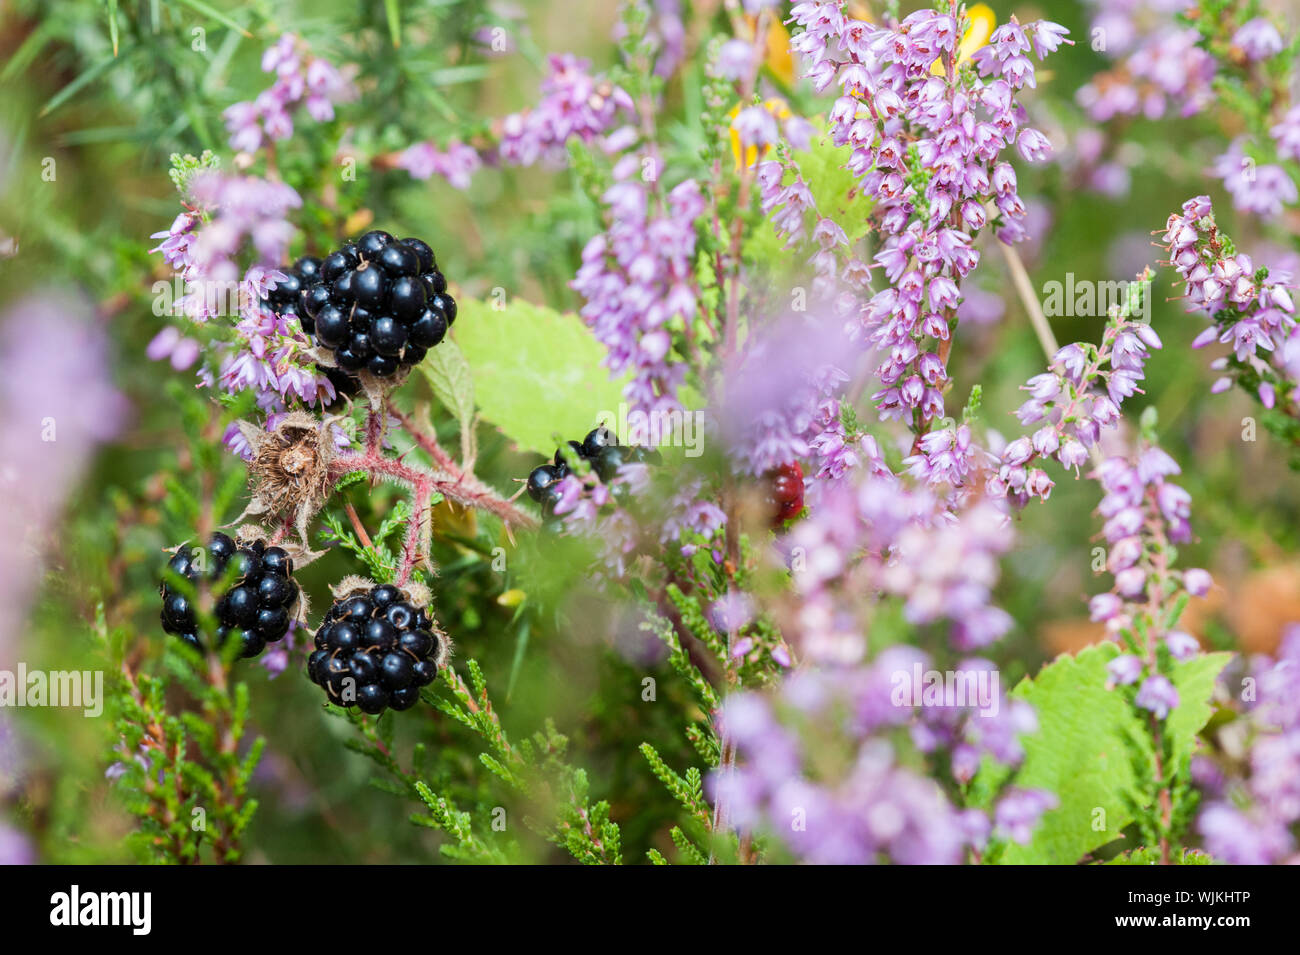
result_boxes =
[452,298,628,455]
[981,643,1229,865]
[419,338,475,438]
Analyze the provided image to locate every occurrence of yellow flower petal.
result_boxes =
[497,588,527,608]
[728,98,793,173]
[764,18,795,87]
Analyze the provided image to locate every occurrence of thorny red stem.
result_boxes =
[328,406,537,583]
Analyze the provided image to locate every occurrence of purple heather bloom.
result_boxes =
[394,141,482,189]
[1233,18,1284,61]
[1136,674,1179,719]
[573,174,703,417]
[994,788,1058,845]
[1199,805,1294,865]
[710,590,756,634]
[498,54,633,168]
[148,172,341,420]
[1107,654,1144,686]
[1183,567,1212,597]
[1163,196,1299,407]
[222,35,355,153]
[1165,630,1200,662]
[146,325,201,370]
[1271,105,1300,163]
[1077,13,1216,123]
[787,5,1070,430]
[716,38,756,80]
[1196,630,1300,863]
[1211,139,1297,218]
[0,294,127,665]
[1089,593,1123,622]
[732,105,779,153]
[0,823,34,865]
[713,662,1032,864]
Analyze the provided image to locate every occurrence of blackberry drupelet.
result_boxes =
[266,233,457,395]
[525,427,661,516]
[159,532,300,659]
[307,584,442,714]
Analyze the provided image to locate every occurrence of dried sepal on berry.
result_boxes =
[235,411,342,547]
[355,362,415,410]
[328,573,375,603]
[310,341,413,412]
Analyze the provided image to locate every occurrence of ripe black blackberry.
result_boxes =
[526,427,661,515]
[307,583,442,714]
[159,532,300,659]
[270,232,455,387]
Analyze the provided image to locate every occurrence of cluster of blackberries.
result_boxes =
[307,584,441,714]
[525,427,660,514]
[159,533,299,659]
[265,230,456,381]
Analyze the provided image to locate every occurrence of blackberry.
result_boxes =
[526,464,563,501]
[159,536,300,658]
[527,428,659,516]
[581,426,617,458]
[355,229,394,259]
[294,255,323,283]
[273,230,458,387]
[400,237,436,272]
[308,584,442,714]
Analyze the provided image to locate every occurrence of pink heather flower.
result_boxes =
[1233,18,1284,61]
[1165,630,1200,662]
[1212,139,1298,218]
[1106,654,1143,686]
[1272,105,1300,163]
[732,106,779,153]
[0,294,128,665]
[499,54,633,168]
[1089,593,1123,622]
[146,325,201,370]
[1200,805,1294,865]
[710,591,756,633]
[394,140,482,189]
[148,173,341,418]
[0,823,35,865]
[223,35,355,152]
[1162,196,1300,409]
[1077,18,1216,123]
[716,38,755,80]
[994,788,1058,845]
[1183,568,1212,597]
[572,172,702,416]
[791,7,1069,429]
[1136,674,1179,720]
[1197,632,1300,862]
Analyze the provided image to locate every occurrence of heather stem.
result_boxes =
[999,240,1060,361]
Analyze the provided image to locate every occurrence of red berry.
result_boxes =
[767,461,804,526]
